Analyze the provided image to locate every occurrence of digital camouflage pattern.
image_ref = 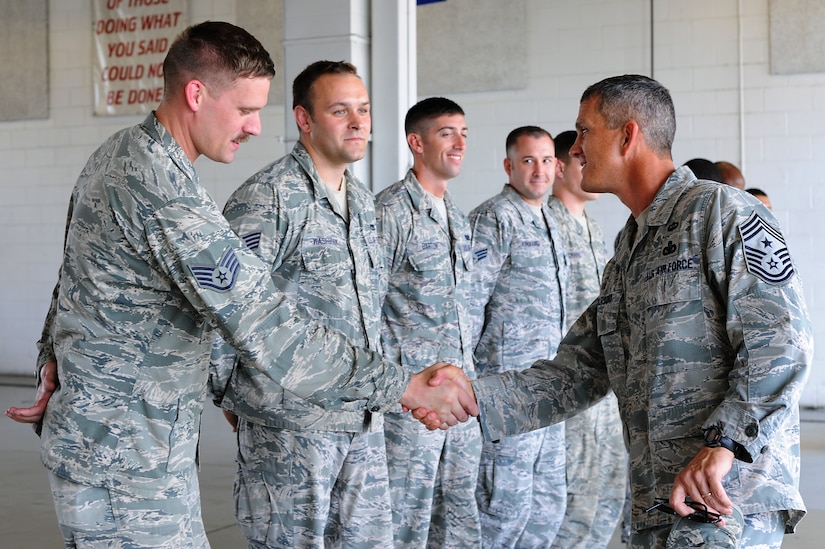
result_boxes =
[214,142,393,547]
[375,170,476,377]
[375,170,482,548]
[547,195,628,549]
[215,142,386,431]
[473,167,812,538]
[37,114,408,504]
[469,184,569,547]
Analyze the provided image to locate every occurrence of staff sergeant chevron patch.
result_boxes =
[189,247,241,291]
[738,212,795,284]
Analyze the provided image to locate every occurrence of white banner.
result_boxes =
[92,0,187,116]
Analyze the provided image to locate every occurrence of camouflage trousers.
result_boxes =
[552,392,627,549]
[629,507,785,549]
[48,470,208,548]
[476,422,567,549]
[234,414,392,549]
[384,411,482,549]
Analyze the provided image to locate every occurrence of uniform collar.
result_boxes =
[143,112,196,182]
[645,166,696,228]
[500,184,546,225]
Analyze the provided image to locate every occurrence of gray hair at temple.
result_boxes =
[581,74,676,157]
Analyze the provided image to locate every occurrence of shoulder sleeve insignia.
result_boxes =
[189,247,241,292]
[241,231,261,251]
[738,212,794,284]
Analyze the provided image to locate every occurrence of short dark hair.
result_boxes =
[405,97,464,136]
[292,60,359,115]
[505,126,553,158]
[163,21,275,97]
[553,130,578,162]
[684,158,723,182]
[581,74,675,156]
[746,187,769,198]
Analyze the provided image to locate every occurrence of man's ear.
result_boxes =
[554,159,565,180]
[621,120,641,155]
[184,80,205,112]
[503,157,513,178]
[407,132,423,154]
[294,105,312,134]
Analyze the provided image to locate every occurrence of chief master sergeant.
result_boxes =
[421,74,812,549]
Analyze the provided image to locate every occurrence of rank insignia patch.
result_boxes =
[242,231,261,251]
[739,212,794,284]
[189,247,241,292]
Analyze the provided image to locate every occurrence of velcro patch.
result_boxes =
[242,231,261,251]
[738,212,794,284]
[189,247,240,292]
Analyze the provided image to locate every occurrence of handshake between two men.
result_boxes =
[7,361,479,431]
[399,362,476,430]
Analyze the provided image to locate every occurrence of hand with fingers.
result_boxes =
[400,362,477,430]
[6,361,59,426]
[670,445,736,527]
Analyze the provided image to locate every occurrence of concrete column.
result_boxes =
[370,0,416,192]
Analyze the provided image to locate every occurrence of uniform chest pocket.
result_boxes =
[644,268,710,375]
[300,233,351,277]
[510,241,548,268]
[408,243,451,272]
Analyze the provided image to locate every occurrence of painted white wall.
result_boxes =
[1,0,823,407]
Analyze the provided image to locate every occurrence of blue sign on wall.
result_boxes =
[418,0,446,4]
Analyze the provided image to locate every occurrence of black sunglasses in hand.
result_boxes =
[644,499,722,524]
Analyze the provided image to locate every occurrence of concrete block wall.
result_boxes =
[1,0,823,406]
[445,0,824,406]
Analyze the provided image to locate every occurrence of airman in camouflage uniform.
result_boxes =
[375,97,482,548]
[213,61,393,548]
[432,75,811,549]
[468,126,569,548]
[547,130,627,549]
[11,24,477,549]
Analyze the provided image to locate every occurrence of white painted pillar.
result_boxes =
[370,0,416,192]
[281,0,416,191]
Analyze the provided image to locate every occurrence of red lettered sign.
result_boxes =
[93,0,187,116]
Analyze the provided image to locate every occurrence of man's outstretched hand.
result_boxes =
[400,362,477,430]
[6,361,58,425]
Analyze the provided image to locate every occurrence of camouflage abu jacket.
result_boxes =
[473,166,812,532]
[546,195,608,325]
[213,142,386,431]
[375,169,476,392]
[469,184,568,373]
[37,114,408,498]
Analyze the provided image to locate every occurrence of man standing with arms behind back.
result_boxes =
[469,125,569,548]
[547,130,627,549]
[375,97,482,548]
[213,60,393,548]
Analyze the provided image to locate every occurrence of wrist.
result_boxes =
[703,426,753,463]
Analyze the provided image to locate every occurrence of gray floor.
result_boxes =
[2,378,825,548]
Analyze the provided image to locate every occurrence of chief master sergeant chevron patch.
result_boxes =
[739,212,794,284]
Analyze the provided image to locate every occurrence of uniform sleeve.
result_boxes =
[702,197,812,461]
[208,178,290,405]
[145,195,410,413]
[473,299,611,441]
[468,207,511,348]
[375,200,406,274]
[35,191,81,375]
